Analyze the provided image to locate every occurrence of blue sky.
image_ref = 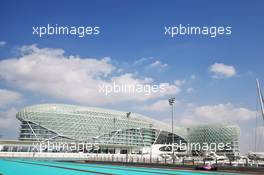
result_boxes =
[0,0,264,153]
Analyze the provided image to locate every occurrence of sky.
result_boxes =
[0,0,264,154]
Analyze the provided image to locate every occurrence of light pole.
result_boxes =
[113,117,116,154]
[149,124,153,163]
[168,97,175,164]
[126,112,131,162]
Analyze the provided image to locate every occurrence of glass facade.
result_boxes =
[16,104,186,147]
[16,104,240,157]
[187,124,240,158]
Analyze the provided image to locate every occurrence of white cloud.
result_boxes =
[133,58,168,70]
[186,88,194,93]
[0,41,6,47]
[209,63,237,79]
[148,60,168,69]
[101,74,181,102]
[177,103,255,126]
[174,80,185,86]
[133,57,153,65]
[0,89,22,107]
[190,74,196,80]
[255,126,264,137]
[0,45,180,105]
[138,99,173,112]
[0,108,18,129]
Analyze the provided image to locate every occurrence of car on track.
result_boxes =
[195,164,218,171]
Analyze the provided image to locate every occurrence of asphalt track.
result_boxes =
[0,159,247,175]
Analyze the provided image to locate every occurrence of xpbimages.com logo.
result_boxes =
[174,140,232,152]
[32,140,100,152]
[99,82,167,96]
[164,24,232,38]
[32,24,100,37]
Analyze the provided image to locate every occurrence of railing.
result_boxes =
[85,154,264,167]
[0,152,89,160]
[0,152,263,168]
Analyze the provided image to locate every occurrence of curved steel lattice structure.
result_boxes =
[16,104,240,156]
[187,124,240,157]
[16,104,187,147]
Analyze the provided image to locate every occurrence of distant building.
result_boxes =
[7,104,240,156]
[16,104,187,153]
[187,124,240,158]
